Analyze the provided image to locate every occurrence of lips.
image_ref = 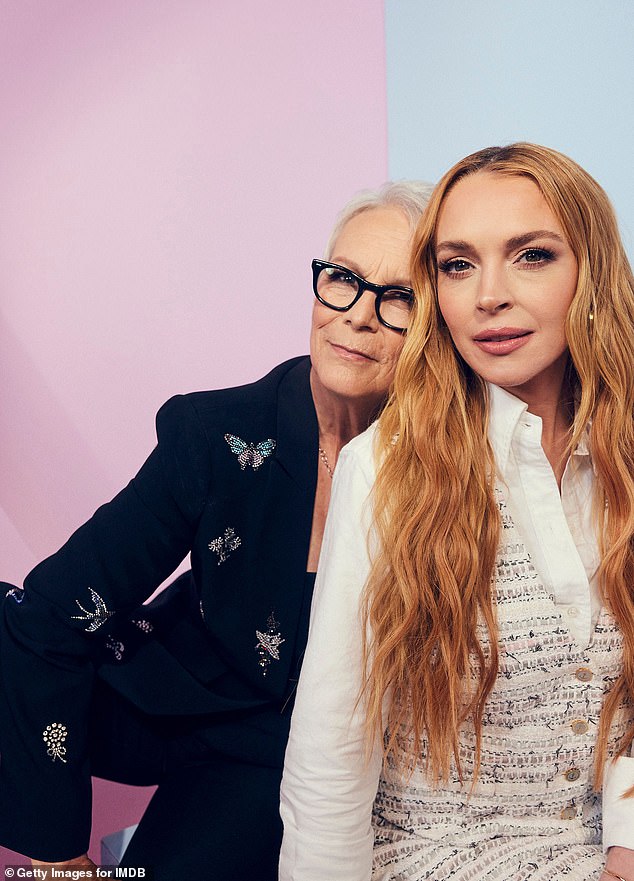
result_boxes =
[472,327,532,356]
[473,327,531,342]
[329,342,376,361]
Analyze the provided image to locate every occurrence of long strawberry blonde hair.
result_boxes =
[362,143,634,788]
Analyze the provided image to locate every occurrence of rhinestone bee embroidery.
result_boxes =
[224,434,276,471]
[208,527,242,564]
[43,723,68,763]
[71,588,113,632]
[255,613,285,676]
[5,586,25,604]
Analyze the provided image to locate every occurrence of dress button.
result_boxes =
[571,719,589,735]
[575,667,593,682]
[564,767,581,782]
[560,805,576,820]
[567,606,579,618]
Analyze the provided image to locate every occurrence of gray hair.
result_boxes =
[324,179,435,259]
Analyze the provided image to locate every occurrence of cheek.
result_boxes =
[437,291,460,337]
[384,333,406,365]
[561,281,577,320]
[548,264,578,323]
[544,279,576,334]
[311,301,337,333]
[310,304,339,363]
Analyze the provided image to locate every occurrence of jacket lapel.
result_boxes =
[244,358,318,696]
[195,358,319,701]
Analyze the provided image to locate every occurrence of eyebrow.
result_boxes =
[435,230,566,256]
[329,256,411,288]
[505,230,566,250]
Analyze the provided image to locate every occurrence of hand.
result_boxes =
[601,846,634,881]
[31,854,98,879]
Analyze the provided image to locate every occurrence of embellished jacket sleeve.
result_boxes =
[0,394,212,861]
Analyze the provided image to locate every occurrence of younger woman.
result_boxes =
[279,144,634,880]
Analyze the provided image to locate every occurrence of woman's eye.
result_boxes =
[438,258,472,277]
[516,248,555,267]
[326,268,356,286]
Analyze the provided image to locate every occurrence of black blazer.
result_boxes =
[0,356,318,861]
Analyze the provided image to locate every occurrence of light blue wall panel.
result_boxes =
[386,0,634,252]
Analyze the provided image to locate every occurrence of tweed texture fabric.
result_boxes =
[372,487,630,880]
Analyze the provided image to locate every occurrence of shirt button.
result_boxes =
[560,805,577,820]
[575,667,593,682]
[567,606,579,618]
[571,719,589,735]
[564,767,581,782]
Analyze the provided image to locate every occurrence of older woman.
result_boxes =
[0,179,432,879]
[280,145,634,880]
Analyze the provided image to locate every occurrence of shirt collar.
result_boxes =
[487,382,593,473]
[487,382,530,474]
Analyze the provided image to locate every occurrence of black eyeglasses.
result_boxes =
[312,259,414,332]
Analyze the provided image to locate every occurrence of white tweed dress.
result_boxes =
[371,488,629,880]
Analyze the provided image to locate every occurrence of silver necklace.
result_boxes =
[318,446,334,479]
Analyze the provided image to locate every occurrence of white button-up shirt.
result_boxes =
[488,383,598,646]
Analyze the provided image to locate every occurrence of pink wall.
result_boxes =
[0,0,387,863]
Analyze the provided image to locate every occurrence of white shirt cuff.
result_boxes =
[603,755,634,850]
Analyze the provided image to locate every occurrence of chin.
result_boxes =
[469,361,539,389]
[329,381,373,401]
[331,375,385,404]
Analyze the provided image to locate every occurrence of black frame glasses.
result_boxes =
[311,259,414,332]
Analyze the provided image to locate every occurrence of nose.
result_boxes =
[345,290,378,331]
[476,265,512,314]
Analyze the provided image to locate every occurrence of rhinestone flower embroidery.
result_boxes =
[131,618,153,633]
[224,434,276,471]
[106,636,125,661]
[255,613,285,676]
[43,723,68,763]
[71,588,113,632]
[208,528,241,564]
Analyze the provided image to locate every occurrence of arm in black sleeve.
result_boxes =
[0,394,211,861]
